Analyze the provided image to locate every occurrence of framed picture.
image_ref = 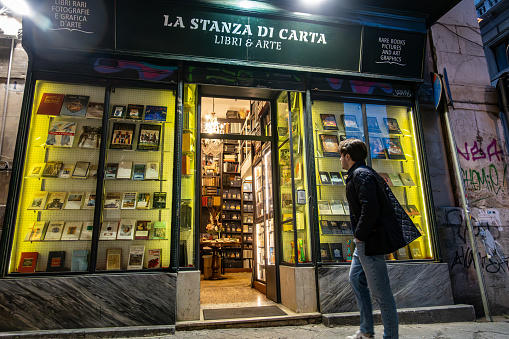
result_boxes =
[383,137,406,160]
[320,114,339,130]
[320,243,332,261]
[110,105,126,119]
[137,124,161,151]
[367,117,381,133]
[319,171,332,185]
[383,118,402,134]
[369,137,386,159]
[342,114,360,131]
[330,243,344,261]
[319,134,341,157]
[126,104,144,120]
[110,123,135,150]
[329,172,344,185]
[72,161,90,179]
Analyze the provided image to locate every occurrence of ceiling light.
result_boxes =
[1,0,32,16]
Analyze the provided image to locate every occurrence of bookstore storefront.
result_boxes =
[0,0,456,332]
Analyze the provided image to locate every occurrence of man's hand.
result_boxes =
[355,238,363,243]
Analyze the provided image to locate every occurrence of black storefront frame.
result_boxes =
[0,70,179,277]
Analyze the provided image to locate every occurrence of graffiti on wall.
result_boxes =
[457,138,509,206]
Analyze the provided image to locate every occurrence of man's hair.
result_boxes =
[339,138,367,162]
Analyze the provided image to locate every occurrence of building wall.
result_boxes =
[426,0,509,315]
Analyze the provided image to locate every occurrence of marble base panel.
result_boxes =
[318,263,454,314]
[0,273,177,332]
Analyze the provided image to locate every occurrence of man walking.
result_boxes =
[340,138,406,339]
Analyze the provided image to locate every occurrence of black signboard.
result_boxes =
[361,27,426,78]
[25,0,115,52]
[116,0,362,72]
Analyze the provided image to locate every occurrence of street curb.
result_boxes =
[0,325,176,339]
[322,305,476,327]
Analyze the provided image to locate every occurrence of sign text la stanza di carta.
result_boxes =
[163,15,328,50]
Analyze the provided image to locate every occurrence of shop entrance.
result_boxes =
[197,86,280,308]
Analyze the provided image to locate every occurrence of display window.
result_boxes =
[312,99,433,263]
[277,92,311,264]
[8,80,176,274]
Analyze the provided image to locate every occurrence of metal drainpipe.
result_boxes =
[443,106,492,322]
[0,38,15,161]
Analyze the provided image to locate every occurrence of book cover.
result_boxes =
[110,123,135,150]
[127,246,145,270]
[46,121,77,147]
[82,193,96,209]
[146,249,161,269]
[61,221,82,240]
[145,162,159,180]
[383,137,406,160]
[85,102,104,119]
[388,173,403,186]
[320,243,332,261]
[396,246,410,260]
[407,205,421,216]
[45,192,67,210]
[72,161,90,179]
[28,191,48,210]
[37,93,64,116]
[152,221,166,239]
[18,252,38,273]
[132,163,146,180]
[60,95,89,117]
[77,126,102,148]
[105,163,118,179]
[153,192,167,209]
[126,104,144,120]
[326,172,343,186]
[330,243,343,261]
[117,219,136,240]
[144,105,167,121]
[44,221,65,240]
[136,193,151,209]
[399,173,416,186]
[379,173,393,186]
[340,220,353,234]
[330,200,345,215]
[71,250,89,272]
[121,192,137,209]
[79,222,94,240]
[116,161,133,179]
[342,114,360,131]
[110,105,126,119]
[383,117,402,134]
[103,192,121,209]
[42,162,64,178]
[320,220,332,235]
[369,137,386,159]
[106,248,122,270]
[28,221,47,241]
[320,114,339,130]
[100,221,119,240]
[319,134,341,157]
[64,192,84,210]
[28,163,45,177]
[24,227,34,241]
[319,171,332,185]
[367,117,381,133]
[135,220,151,240]
[342,201,350,215]
[330,220,342,234]
[58,163,75,178]
[88,165,98,179]
[46,251,66,272]
[318,200,332,215]
[137,124,161,151]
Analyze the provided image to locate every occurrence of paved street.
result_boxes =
[156,318,509,339]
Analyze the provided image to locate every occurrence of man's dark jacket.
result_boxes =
[345,160,421,255]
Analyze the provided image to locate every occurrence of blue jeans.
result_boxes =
[349,241,399,339]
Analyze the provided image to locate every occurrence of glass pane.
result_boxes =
[366,104,432,261]
[263,146,275,267]
[9,81,103,274]
[254,160,266,281]
[180,84,197,267]
[97,87,175,271]
[312,101,364,264]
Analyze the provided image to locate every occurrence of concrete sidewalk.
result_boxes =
[167,318,509,338]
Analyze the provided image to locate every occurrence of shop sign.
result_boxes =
[115,0,362,72]
[361,27,426,78]
[25,0,115,51]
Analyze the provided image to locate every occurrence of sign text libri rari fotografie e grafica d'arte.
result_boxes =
[52,1,90,31]
[163,15,328,50]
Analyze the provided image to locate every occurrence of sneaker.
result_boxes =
[346,330,373,339]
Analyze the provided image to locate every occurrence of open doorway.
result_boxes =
[198,94,278,309]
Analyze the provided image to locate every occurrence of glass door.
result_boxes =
[254,159,265,282]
